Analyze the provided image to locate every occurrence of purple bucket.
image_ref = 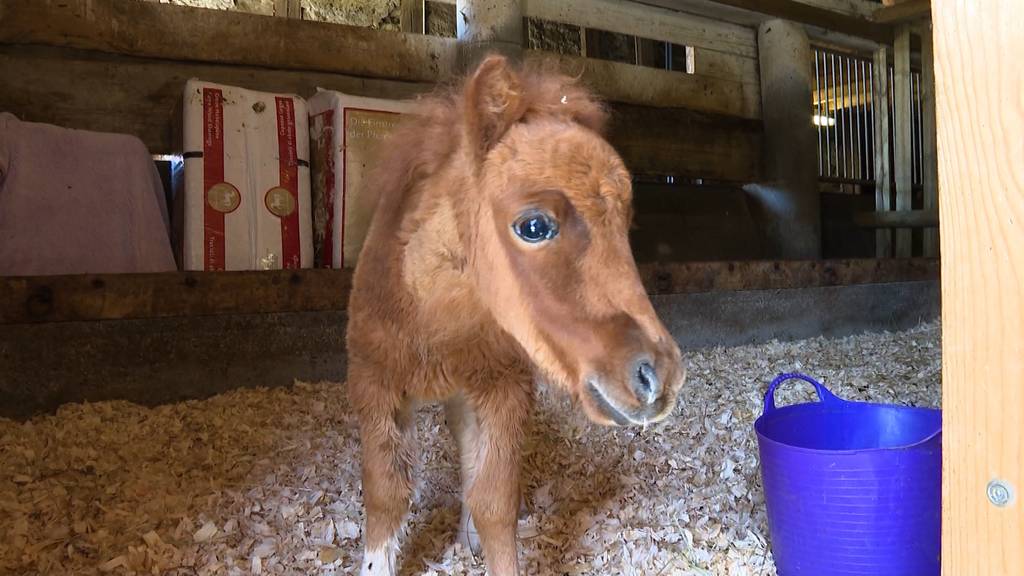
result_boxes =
[754,373,941,576]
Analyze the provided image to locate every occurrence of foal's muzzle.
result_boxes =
[584,355,682,426]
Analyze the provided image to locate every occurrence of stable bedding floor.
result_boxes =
[0,322,941,575]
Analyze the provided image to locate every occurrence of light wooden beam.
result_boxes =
[935,1,1024,573]
[892,26,913,257]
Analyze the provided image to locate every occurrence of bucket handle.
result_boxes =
[764,373,842,414]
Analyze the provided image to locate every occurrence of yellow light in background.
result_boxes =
[812,114,836,127]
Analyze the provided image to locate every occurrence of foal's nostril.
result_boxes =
[633,360,660,404]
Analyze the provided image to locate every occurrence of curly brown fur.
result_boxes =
[347,55,684,576]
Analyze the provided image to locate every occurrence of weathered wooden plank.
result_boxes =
[0,311,349,420]
[401,0,426,33]
[853,209,938,228]
[0,46,761,176]
[893,26,914,257]
[0,280,940,420]
[640,259,938,294]
[532,52,760,118]
[872,45,893,257]
[794,0,878,19]
[933,1,1024,572]
[628,0,883,54]
[920,23,938,256]
[0,0,457,83]
[635,0,892,43]
[0,259,939,325]
[0,269,353,325]
[523,0,759,58]
[0,46,432,155]
[272,0,301,18]
[0,2,761,116]
[609,104,762,181]
[873,0,930,24]
[689,47,760,87]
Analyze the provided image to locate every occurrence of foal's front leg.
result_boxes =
[460,383,532,576]
[444,394,483,555]
[351,372,418,576]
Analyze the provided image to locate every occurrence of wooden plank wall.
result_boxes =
[524,0,761,92]
[0,0,767,181]
[0,259,939,325]
[934,0,1024,573]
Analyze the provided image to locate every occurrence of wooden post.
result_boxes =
[934,1,1024,573]
[456,0,523,67]
[871,45,892,258]
[273,0,300,18]
[892,26,913,257]
[920,23,939,257]
[401,0,425,34]
[749,19,820,260]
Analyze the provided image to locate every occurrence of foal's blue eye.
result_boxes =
[513,211,559,243]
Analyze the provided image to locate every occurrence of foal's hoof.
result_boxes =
[456,526,483,556]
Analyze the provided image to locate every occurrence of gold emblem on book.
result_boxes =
[207,182,241,213]
[265,187,296,218]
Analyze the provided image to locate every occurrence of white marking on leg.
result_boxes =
[446,394,484,556]
[457,492,483,555]
[360,537,398,576]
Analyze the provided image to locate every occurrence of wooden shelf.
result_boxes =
[0,259,939,325]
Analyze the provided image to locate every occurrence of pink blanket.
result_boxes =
[0,113,176,276]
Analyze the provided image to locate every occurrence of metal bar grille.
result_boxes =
[812,47,924,189]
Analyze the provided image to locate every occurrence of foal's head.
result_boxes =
[439,55,685,426]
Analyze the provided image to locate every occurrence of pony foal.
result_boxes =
[347,55,686,576]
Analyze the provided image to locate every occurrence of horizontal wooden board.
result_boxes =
[609,104,762,180]
[638,0,891,43]
[0,45,432,155]
[0,46,763,176]
[853,209,939,228]
[525,0,758,58]
[536,53,761,118]
[0,269,353,325]
[0,281,941,420]
[632,0,885,54]
[0,0,457,83]
[690,48,760,87]
[0,259,939,325]
[523,0,761,89]
[639,258,938,295]
[0,0,761,115]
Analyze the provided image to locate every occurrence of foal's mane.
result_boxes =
[364,58,610,229]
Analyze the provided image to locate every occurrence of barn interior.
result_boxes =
[1,0,1018,575]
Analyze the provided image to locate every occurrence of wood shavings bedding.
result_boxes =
[0,322,940,575]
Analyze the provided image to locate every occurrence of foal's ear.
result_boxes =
[463,55,526,154]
